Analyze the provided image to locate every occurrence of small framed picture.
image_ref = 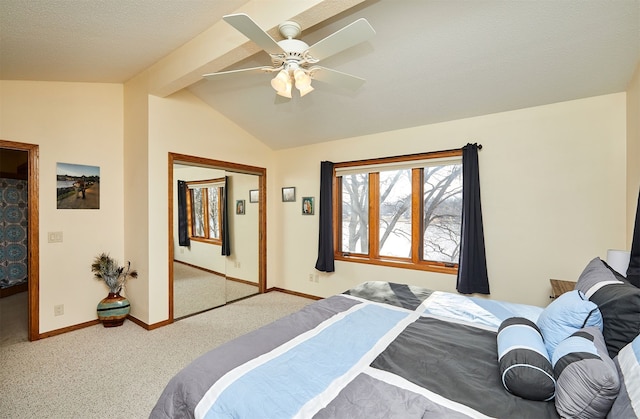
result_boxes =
[301,197,314,215]
[236,200,245,215]
[282,187,296,202]
[249,189,259,203]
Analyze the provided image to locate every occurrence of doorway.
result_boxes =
[0,139,39,342]
[168,152,266,321]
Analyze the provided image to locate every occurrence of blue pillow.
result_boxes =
[497,317,555,401]
[537,290,603,357]
[608,334,640,418]
[553,327,620,419]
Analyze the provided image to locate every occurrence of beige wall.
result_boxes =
[0,80,124,333]
[272,93,627,307]
[627,63,640,247]
[123,73,151,323]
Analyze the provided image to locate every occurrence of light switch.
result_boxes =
[48,231,63,243]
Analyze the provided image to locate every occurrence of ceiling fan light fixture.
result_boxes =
[271,70,290,93]
[293,68,313,96]
[297,84,314,97]
[276,77,293,98]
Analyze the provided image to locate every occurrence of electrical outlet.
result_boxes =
[54,304,64,316]
[237,262,241,268]
[314,274,320,283]
[308,274,314,282]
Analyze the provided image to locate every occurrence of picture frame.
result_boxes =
[235,199,245,215]
[282,187,296,202]
[249,189,259,203]
[301,196,314,215]
[56,162,101,210]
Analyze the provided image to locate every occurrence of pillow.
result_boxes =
[575,257,625,298]
[537,290,603,357]
[608,334,640,418]
[497,317,555,401]
[552,327,620,419]
[577,257,640,358]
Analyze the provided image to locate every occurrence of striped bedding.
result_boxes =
[150,281,559,418]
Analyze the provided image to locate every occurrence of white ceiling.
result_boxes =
[1,1,639,150]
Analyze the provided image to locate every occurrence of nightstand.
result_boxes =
[549,279,576,299]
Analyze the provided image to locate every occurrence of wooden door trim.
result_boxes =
[0,139,39,341]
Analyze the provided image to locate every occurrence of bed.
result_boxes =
[151,258,640,419]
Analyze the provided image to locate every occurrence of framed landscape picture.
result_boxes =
[56,162,100,209]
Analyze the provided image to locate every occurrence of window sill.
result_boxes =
[189,237,222,246]
[334,254,458,275]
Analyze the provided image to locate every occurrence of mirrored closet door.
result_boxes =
[170,156,262,319]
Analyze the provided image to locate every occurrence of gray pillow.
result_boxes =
[576,257,640,357]
[575,257,624,297]
[552,327,620,419]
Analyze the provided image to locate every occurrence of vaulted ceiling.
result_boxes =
[2,0,638,150]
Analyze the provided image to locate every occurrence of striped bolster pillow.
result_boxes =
[552,327,620,419]
[497,317,555,401]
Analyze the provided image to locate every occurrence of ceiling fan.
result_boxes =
[203,13,375,99]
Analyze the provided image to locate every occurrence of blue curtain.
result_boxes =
[627,187,640,287]
[456,143,489,294]
[315,161,335,272]
[177,180,190,247]
[221,176,231,256]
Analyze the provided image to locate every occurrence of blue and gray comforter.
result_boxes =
[150,281,559,418]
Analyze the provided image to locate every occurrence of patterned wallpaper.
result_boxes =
[0,178,28,289]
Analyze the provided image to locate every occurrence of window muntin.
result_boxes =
[335,151,462,273]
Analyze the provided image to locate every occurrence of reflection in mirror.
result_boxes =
[172,164,258,319]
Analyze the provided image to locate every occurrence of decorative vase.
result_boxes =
[97,292,130,327]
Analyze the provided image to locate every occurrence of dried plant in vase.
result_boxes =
[91,253,138,327]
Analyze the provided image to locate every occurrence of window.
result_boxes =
[187,178,224,244]
[335,150,462,273]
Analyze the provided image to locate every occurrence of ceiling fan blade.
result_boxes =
[203,66,275,80]
[306,18,375,61]
[223,13,284,55]
[309,66,366,91]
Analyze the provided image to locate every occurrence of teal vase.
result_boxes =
[97,293,130,327]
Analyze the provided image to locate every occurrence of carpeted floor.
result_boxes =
[0,291,314,418]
